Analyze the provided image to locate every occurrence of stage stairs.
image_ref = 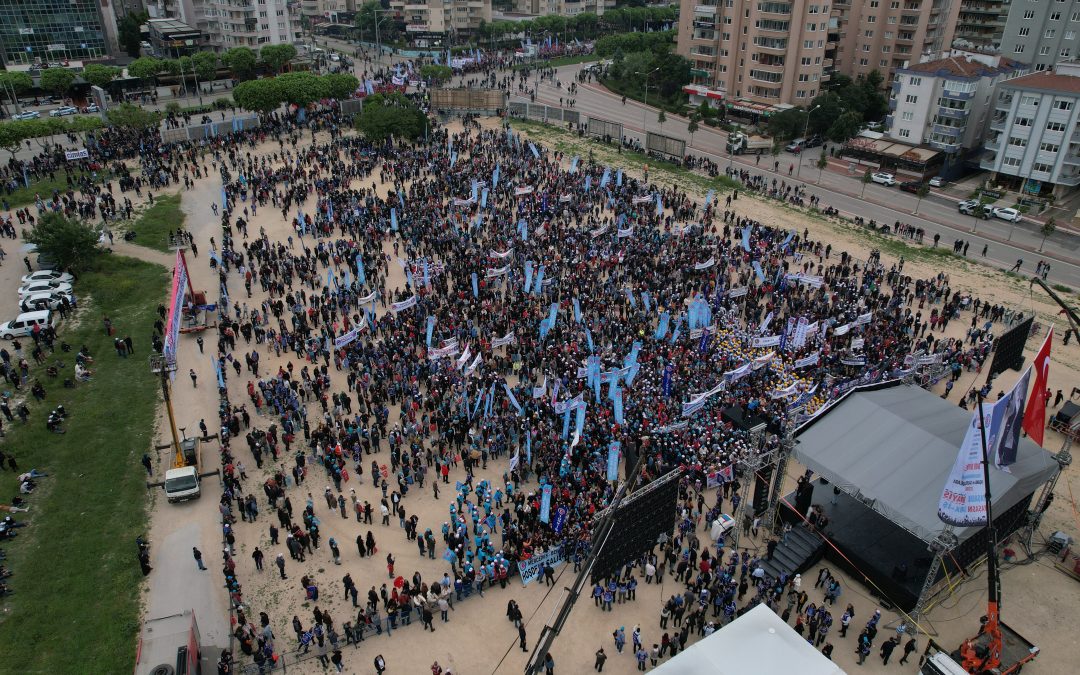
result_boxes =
[759,526,826,580]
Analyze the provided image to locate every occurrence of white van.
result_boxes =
[0,310,54,339]
[164,466,201,502]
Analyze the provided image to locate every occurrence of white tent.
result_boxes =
[652,605,846,675]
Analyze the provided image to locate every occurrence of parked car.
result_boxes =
[21,270,73,285]
[0,310,55,340]
[19,291,74,312]
[84,103,99,113]
[785,138,807,153]
[993,207,1022,222]
[929,176,944,187]
[804,135,824,149]
[899,181,923,194]
[18,280,73,298]
[12,111,40,120]
[958,200,992,219]
[49,106,78,117]
[871,172,896,186]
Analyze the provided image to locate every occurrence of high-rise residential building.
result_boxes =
[147,0,302,51]
[952,0,1008,51]
[391,0,491,37]
[841,0,962,86]
[512,0,614,16]
[886,51,1027,171]
[677,0,834,107]
[0,0,113,65]
[981,60,1080,197]
[999,0,1080,72]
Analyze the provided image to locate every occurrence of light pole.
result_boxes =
[635,67,661,138]
[795,104,821,178]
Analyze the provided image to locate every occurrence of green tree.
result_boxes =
[657,109,666,130]
[25,212,102,271]
[419,64,453,85]
[106,102,162,131]
[767,108,806,141]
[118,11,148,58]
[687,114,699,147]
[816,150,828,184]
[221,47,257,80]
[193,52,219,83]
[355,1,399,43]
[826,110,863,144]
[81,64,121,89]
[914,182,930,215]
[0,71,33,115]
[861,169,873,198]
[324,73,359,100]
[356,93,428,141]
[1039,217,1056,251]
[128,57,163,81]
[40,68,76,97]
[276,72,329,107]
[233,79,284,113]
[260,44,298,74]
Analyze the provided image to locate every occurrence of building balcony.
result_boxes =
[694,4,718,14]
[889,98,897,111]
[690,49,718,59]
[754,42,788,52]
[941,89,975,101]
[693,20,716,29]
[933,123,963,137]
[985,136,1001,152]
[1063,154,1080,166]
[754,60,786,70]
[928,138,962,152]
[937,106,969,120]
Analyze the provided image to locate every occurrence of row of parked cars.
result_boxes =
[0,270,74,340]
[868,173,1022,222]
[11,104,99,121]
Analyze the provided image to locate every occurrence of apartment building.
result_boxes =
[298,0,356,28]
[147,0,302,51]
[839,0,962,85]
[886,51,1027,172]
[981,61,1080,197]
[677,0,834,106]
[1000,0,1080,72]
[513,0,614,16]
[0,0,114,64]
[391,0,492,36]
[953,0,1008,51]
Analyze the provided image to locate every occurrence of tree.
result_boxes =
[356,93,428,141]
[233,79,284,113]
[118,12,148,58]
[914,183,930,216]
[657,109,666,130]
[276,72,329,107]
[25,212,102,271]
[355,1,399,44]
[193,52,219,83]
[1039,217,1056,251]
[419,64,453,85]
[767,108,807,141]
[687,115,699,147]
[816,150,828,184]
[40,68,76,97]
[260,44,297,74]
[221,47,257,80]
[81,64,121,89]
[0,71,33,115]
[324,73,359,100]
[826,111,863,144]
[106,102,162,131]
[861,169,873,198]
[128,57,164,81]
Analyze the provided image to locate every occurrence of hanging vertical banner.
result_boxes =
[471,272,479,298]
[616,169,623,186]
[391,208,398,231]
[524,261,534,293]
[493,165,501,189]
[533,265,545,294]
[426,316,436,348]
[162,250,190,366]
[705,189,715,206]
[600,167,611,188]
[540,484,552,523]
[355,254,366,285]
[573,297,582,323]
[655,312,670,340]
[662,363,674,398]
[613,386,624,424]
[938,403,1002,526]
[607,442,621,481]
[741,225,752,252]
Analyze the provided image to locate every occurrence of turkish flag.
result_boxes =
[1023,326,1054,446]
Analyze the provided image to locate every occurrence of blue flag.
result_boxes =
[573,297,582,323]
[533,265,545,294]
[741,225,751,252]
[641,292,651,313]
[355,254,365,285]
[600,167,611,188]
[607,442,621,481]
[585,175,592,193]
[540,485,552,523]
[391,208,398,231]
[471,272,479,298]
[613,387,624,424]
[617,169,623,186]
[654,312,670,340]
[426,316,435,348]
[524,261,534,293]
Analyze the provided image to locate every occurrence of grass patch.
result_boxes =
[127,193,185,252]
[0,254,167,673]
[1053,283,1073,293]
[1,170,104,209]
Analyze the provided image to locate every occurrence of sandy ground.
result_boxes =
[108,117,1080,675]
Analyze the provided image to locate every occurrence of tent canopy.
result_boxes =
[793,382,1057,543]
[652,604,845,674]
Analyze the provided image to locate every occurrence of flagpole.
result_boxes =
[975,394,1002,627]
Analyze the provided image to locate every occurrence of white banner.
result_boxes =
[486,264,511,277]
[727,286,749,298]
[358,290,377,305]
[518,546,566,585]
[514,186,534,196]
[590,225,609,238]
[632,195,653,205]
[752,335,781,348]
[454,197,476,207]
[938,403,1000,526]
[752,352,775,370]
[334,328,361,349]
[785,273,824,288]
[694,258,716,270]
[492,332,516,348]
[490,248,514,259]
[794,352,820,368]
[428,344,460,359]
[65,148,89,161]
[833,323,851,336]
[617,227,634,238]
[456,344,472,370]
[855,312,873,326]
[391,295,418,312]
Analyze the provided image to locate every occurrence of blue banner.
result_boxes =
[524,261,533,293]
[607,442,621,481]
[534,265,545,294]
[613,387,624,424]
[705,189,714,206]
[472,180,479,202]
[742,225,751,252]
[426,316,435,348]
[662,364,673,398]
[504,383,522,415]
[585,327,595,353]
[540,484,552,523]
[573,297,582,323]
[471,272,479,298]
[562,406,571,439]
[552,505,568,534]
[423,260,430,288]
[355,254,366,286]
[752,260,765,283]
[617,169,623,186]
[391,208,398,231]
[493,165,501,189]
[655,312,670,340]
[526,433,532,464]
[642,292,651,313]
[600,167,611,188]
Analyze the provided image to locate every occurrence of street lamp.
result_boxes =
[634,67,661,137]
[795,104,821,178]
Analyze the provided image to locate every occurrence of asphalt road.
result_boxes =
[505,62,1080,289]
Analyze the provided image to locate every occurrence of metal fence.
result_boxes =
[508,102,579,125]
[160,115,261,144]
[430,87,507,114]
[587,117,623,141]
[646,131,687,161]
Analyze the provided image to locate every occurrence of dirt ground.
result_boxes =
[130,117,1080,675]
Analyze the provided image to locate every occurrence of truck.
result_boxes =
[919,623,1039,675]
[135,610,224,675]
[726,132,772,155]
[163,436,202,503]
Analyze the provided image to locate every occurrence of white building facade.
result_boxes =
[981,61,1080,197]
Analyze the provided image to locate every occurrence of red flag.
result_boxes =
[1022,326,1053,446]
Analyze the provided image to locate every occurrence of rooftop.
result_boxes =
[1001,68,1080,95]
[903,55,1025,79]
